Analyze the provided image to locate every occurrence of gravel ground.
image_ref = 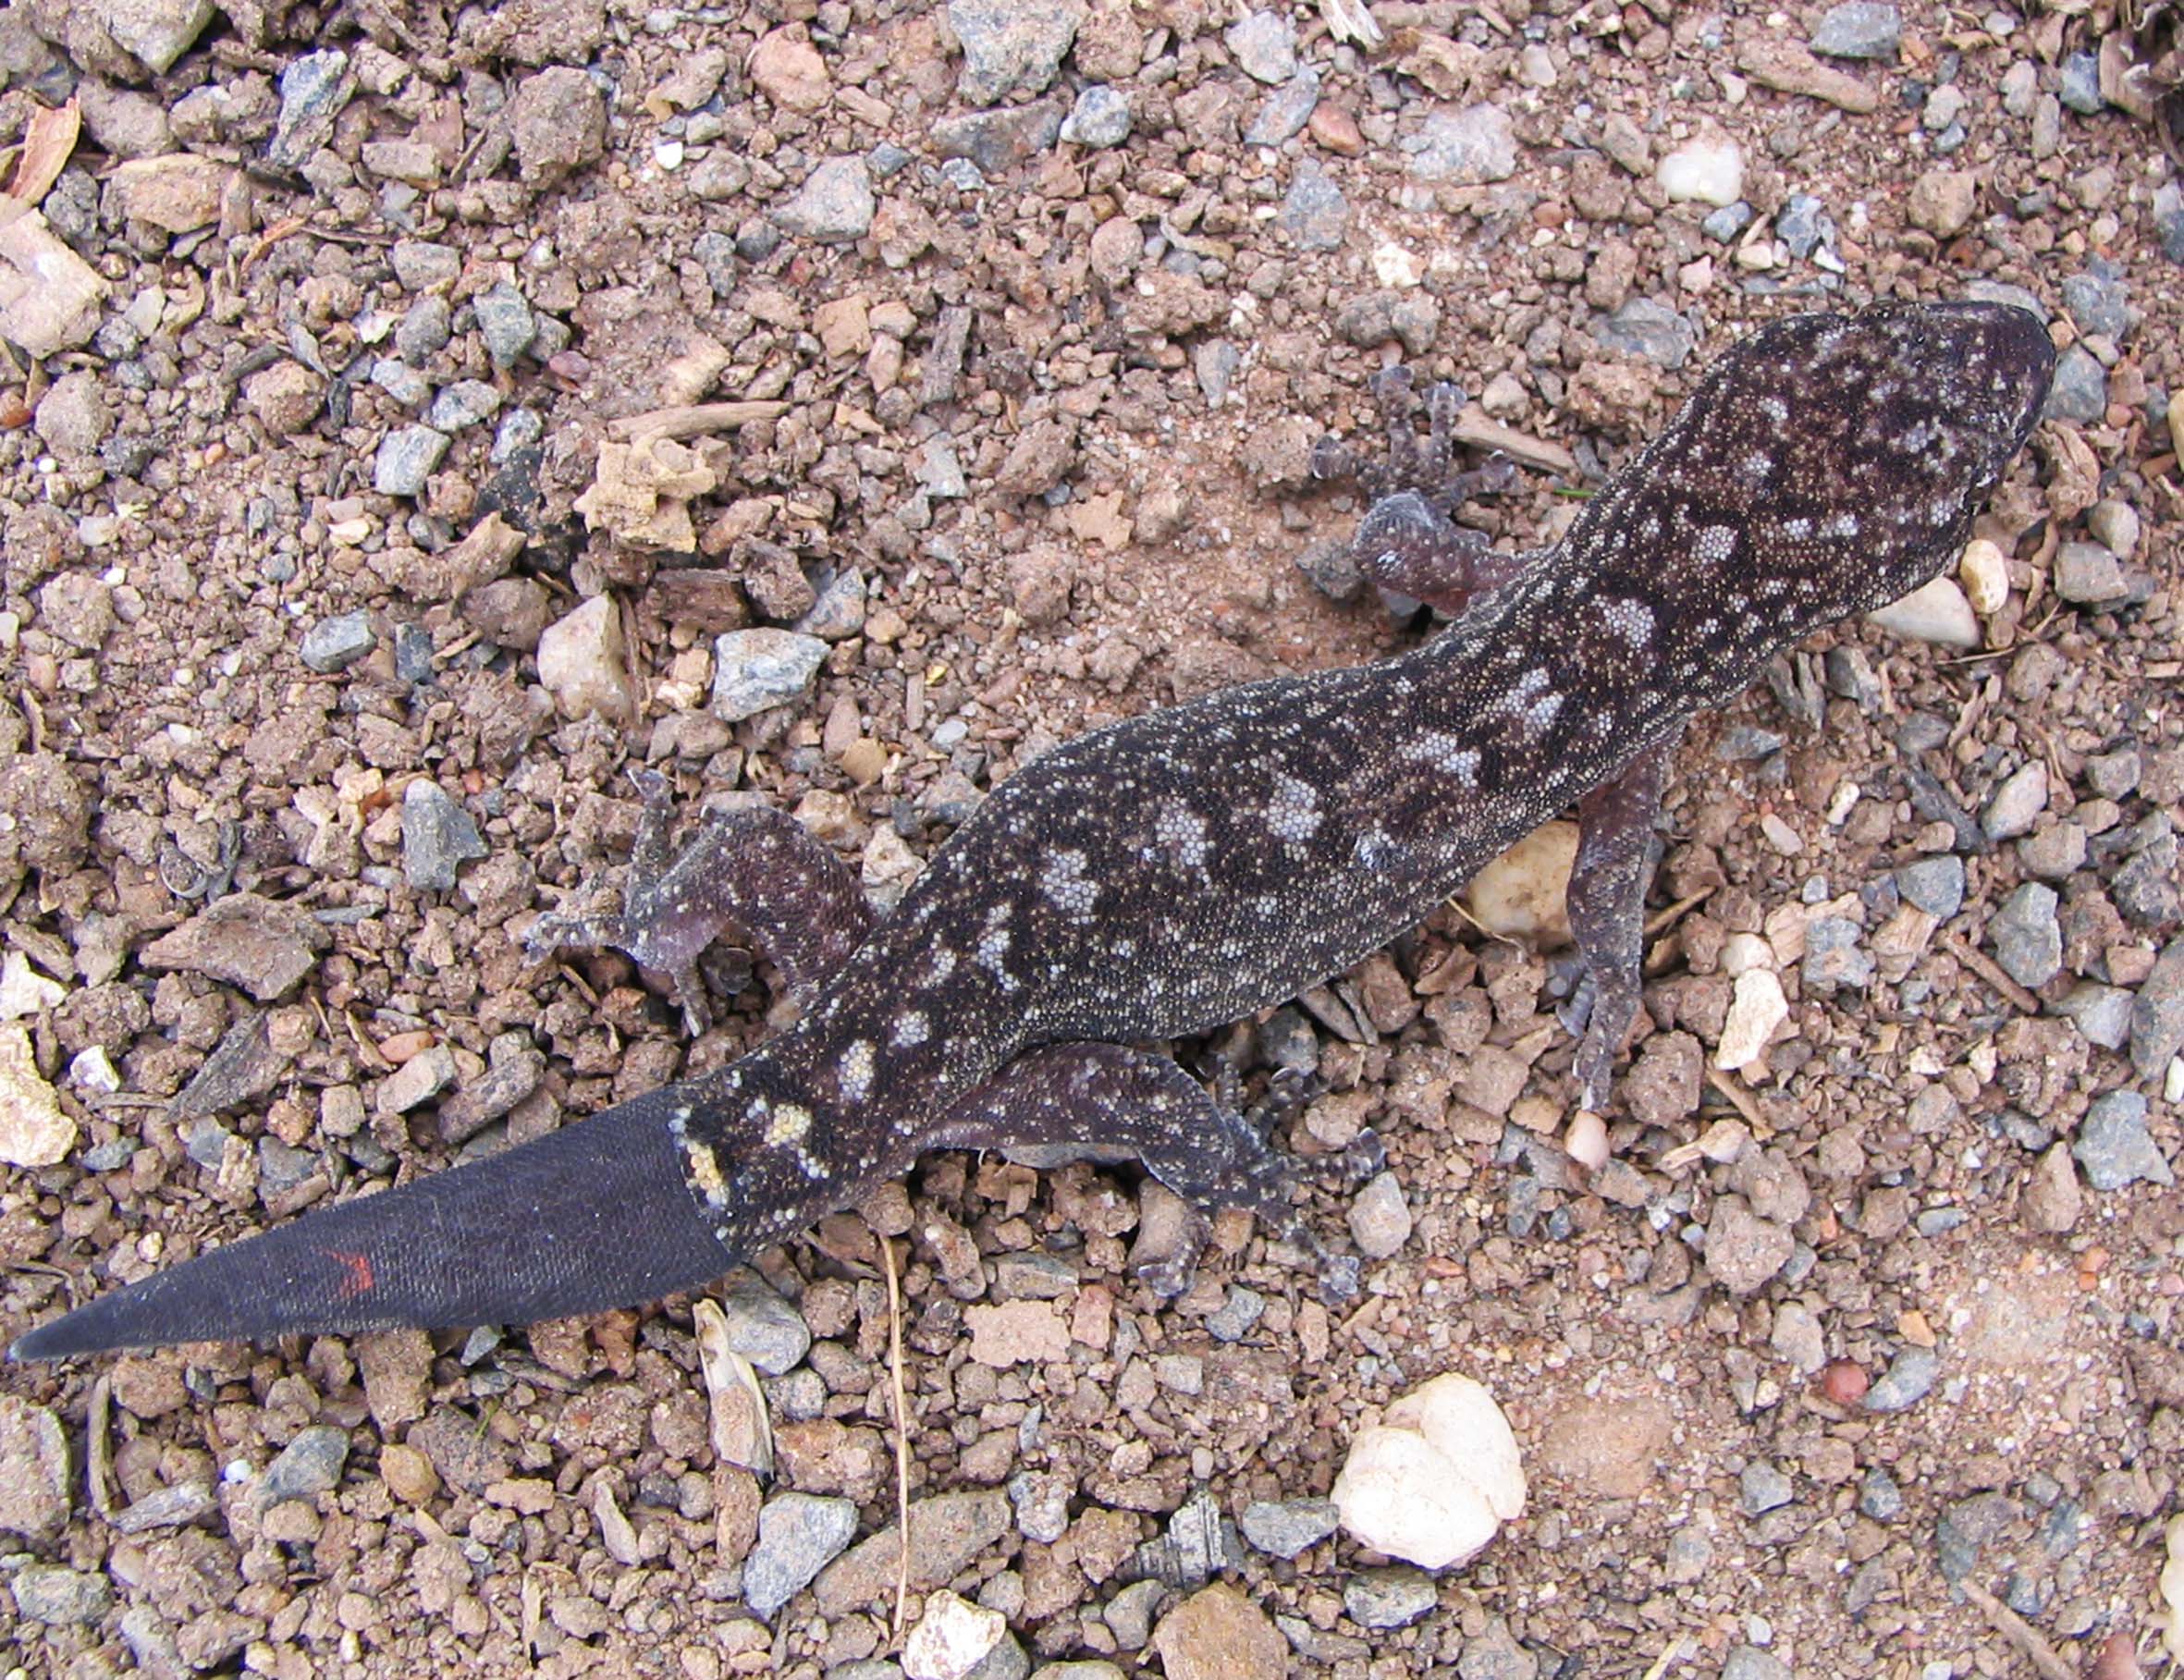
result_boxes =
[0,1,2179,1677]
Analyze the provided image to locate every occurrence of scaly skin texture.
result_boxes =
[13,300,2055,1360]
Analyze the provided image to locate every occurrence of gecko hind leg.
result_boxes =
[1563,729,1684,1111]
[934,1043,1360,1304]
[527,770,877,1035]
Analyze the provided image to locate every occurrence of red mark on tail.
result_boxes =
[321,1248,376,1299]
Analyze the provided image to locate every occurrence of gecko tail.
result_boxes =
[11,1086,735,1360]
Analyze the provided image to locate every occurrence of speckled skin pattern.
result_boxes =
[13,301,2055,1359]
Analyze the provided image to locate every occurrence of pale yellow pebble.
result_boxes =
[1957,537,2008,615]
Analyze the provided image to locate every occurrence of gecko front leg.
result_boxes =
[527,770,877,1035]
[1315,368,1547,619]
[931,1043,1362,1302]
[1564,727,1684,1111]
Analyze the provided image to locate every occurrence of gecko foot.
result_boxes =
[526,771,877,1036]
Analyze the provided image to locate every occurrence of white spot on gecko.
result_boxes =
[839,1039,876,1102]
[766,1103,813,1147]
[1266,773,1323,842]
[1696,525,1736,566]
[1403,731,1483,785]
[1040,849,1098,920]
[1151,799,1212,872]
[891,1011,929,1048]
[1597,598,1654,650]
[976,907,1018,990]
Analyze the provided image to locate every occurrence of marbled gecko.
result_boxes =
[14,300,2055,1359]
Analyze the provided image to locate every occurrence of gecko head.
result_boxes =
[1607,300,2055,653]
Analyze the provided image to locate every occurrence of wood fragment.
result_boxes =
[1941,930,2043,1014]
[607,400,791,441]
[1956,1576,2077,1680]
[881,1235,912,1644]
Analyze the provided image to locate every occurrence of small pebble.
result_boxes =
[1863,1346,1938,1413]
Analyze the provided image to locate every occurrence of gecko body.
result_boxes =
[14,301,2055,1359]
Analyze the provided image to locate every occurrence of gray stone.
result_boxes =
[950,0,1083,104]
[2073,1091,2173,1190]
[2061,260,2128,339]
[371,358,431,408]
[1701,201,1755,242]
[2156,181,2184,264]
[1456,1620,1538,1680]
[772,156,877,241]
[2055,983,2132,1050]
[1802,917,1874,994]
[1404,105,1518,185]
[1863,1345,1938,1413]
[933,104,1063,175]
[1721,1649,1792,1680]
[475,281,537,368]
[797,569,867,642]
[744,1492,859,1617]
[1239,1497,1339,1559]
[2058,51,2103,115]
[715,1271,812,1374]
[1344,1567,1437,1628]
[270,49,353,168]
[1226,11,1297,83]
[427,379,503,432]
[11,1564,111,1625]
[395,293,452,362]
[374,425,450,497]
[1739,1460,1794,1515]
[1775,193,1832,260]
[257,1134,317,1198]
[2116,821,2179,927]
[1591,297,1698,369]
[401,780,487,891]
[712,629,829,722]
[1008,1471,1072,1545]
[254,1424,350,1506]
[2043,345,2107,424]
[391,239,461,291]
[1859,1465,1903,1520]
[1203,1284,1265,1343]
[1895,855,1964,919]
[1282,166,1348,251]
[1982,759,2048,840]
[1989,882,2061,988]
[1810,2,1899,58]
[1245,68,1321,148]
[2053,541,2128,606]
[300,609,376,673]
[1059,85,1132,148]
[2132,938,2184,1078]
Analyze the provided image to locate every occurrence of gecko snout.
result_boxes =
[1892,300,2057,471]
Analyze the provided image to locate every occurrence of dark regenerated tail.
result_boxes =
[11,1086,734,1360]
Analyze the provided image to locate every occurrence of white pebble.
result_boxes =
[1332,1373,1526,1570]
[1721,932,1773,977]
[1957,537,2008,615]
[1656,129,1744,207]
[1463,820,1578,945]
[1716,969,1788,1069]
[536,596,638,725]
[1564,1110,1610,1171]
[1868,575,1978,649]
